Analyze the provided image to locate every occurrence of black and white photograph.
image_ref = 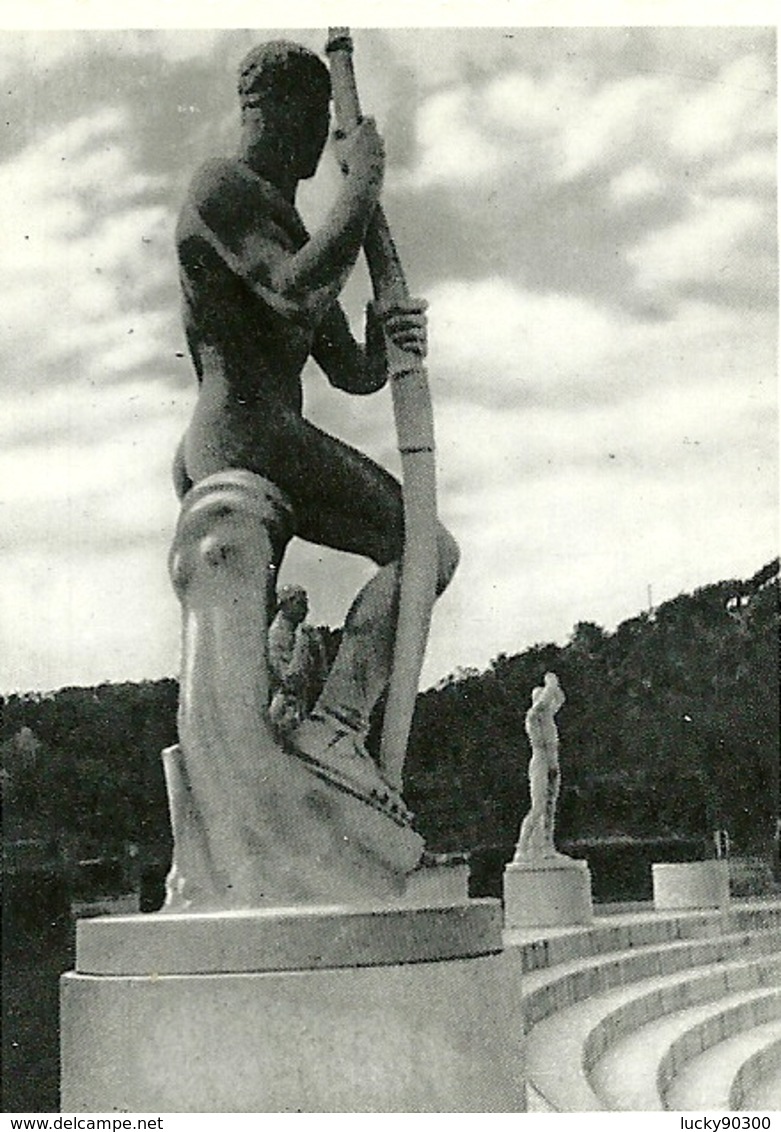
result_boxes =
[1,4,779,1117]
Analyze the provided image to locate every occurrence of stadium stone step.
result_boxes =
[506,902,781,1030]
[510,906,781,1113]
[663,1018,781,1111]
[591,990,781,1110]
[518,926,779,1032]
[526,955,781,1111]
[506,901,781,986]
[730,1033,781,1110]
[746,1071,781,1110]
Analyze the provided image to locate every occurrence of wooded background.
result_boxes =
[3,559,777,867]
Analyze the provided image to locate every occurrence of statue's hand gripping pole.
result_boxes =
[326,28,438,792]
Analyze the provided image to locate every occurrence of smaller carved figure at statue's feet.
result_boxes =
[290,707,414,825]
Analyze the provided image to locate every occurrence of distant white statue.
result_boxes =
[513,672,569,863]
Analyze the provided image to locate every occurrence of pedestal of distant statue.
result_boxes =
[503,674,593,929]
[504,856,593,930]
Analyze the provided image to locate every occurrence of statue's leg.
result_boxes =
[299,560,399,751]
[544,764,561,854]
[274,420,457,769]
[165,468,425,904]
[161,743,216,909]
[166,471,295,907]
[514,755,548,862]
[514,806,546,861]
[295,523,457,768]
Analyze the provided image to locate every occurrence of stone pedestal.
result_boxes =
[403,861,469,905]
[503,858,593,930]
[61,900,525,1113]
[652,860,730,911]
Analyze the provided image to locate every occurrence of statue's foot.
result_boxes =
[513,844,573,866]
[290,710,413,824]
[293,709,373,762]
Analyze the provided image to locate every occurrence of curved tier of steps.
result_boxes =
[591,990,781,1110]
[730,1034,781,1110]
[503,901,781,1112]
[663,1019,781,1111]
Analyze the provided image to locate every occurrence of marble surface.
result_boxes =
[75,899,502,976]
[163,470,423,911]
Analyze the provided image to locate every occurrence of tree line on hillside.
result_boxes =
[403,559,778,855]
[2,560,777,864]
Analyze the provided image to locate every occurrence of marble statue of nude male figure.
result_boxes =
[174,41,458,777]
[513,672,568,863]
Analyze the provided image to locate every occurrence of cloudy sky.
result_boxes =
[0,9,777,695]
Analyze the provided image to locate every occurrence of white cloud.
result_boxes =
[2,382,190,545]
[628,194,768,291]
[669,53,775,159]
[482,71,568,136]
[400,88,505,187]
[557,74,672,180]
[705,149,777,192]
[0,29,229,80]
[0,380,191,692]
[396,67,677,190]
[394,40,776,319]
[427,278,619,404]
[1,544,180,694]
[434,311,775,500]
[391,66,579,190]
[610,164,665,203]
[0,107,176,389]
[424,280,776,421]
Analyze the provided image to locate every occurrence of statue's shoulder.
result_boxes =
[186,157,249,210]
[183,158,301,246]
[177,158,242,242]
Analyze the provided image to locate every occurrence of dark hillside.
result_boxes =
[2,560,777,867]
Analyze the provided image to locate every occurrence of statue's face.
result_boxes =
[251,93,330,181]
[294,99,330,179]
[279,588,309,624]
[287,593,309,623]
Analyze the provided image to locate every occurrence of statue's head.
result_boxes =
[238,41,331,179]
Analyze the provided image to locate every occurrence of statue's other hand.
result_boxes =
[375,297,428,358]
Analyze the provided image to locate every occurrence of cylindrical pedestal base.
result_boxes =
[652,860,730,910]
[503,858,593,929]
[403,862,469,905]
[61,902,524,1113]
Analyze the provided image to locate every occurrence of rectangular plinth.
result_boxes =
[652,860,730,910]
[504,860,593,929]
